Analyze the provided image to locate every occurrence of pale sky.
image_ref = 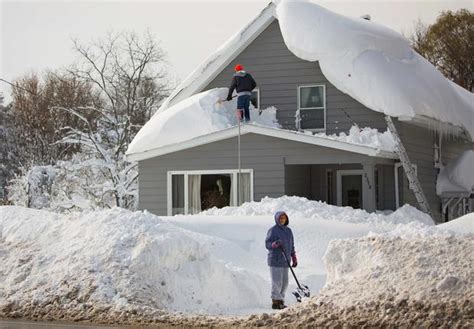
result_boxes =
[1,0,472,100]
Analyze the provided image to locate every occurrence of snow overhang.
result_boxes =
[436,150,474,197]
[156,0,473,141]
[126,124,398,162]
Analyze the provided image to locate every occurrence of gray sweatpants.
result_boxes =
[270,266,289,300]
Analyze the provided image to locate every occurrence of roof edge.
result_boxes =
[157,2,277,113]
[126,124,398,162]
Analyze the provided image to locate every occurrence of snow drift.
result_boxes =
[276,0,474,138]
[0,206,267,315]
[321,218,474,308]
[202,195,433,226]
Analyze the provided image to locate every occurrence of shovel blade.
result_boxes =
[292,284,311,303]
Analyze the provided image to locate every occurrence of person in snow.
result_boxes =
[265,211,297,310]
[226,64,257,122]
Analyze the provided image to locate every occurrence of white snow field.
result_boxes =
[3,195,466,318]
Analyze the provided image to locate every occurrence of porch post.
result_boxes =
[362,162,376,212]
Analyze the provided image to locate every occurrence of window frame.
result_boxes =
[167,169,254,215]
[297,84,326,132]
[250,88,260,109]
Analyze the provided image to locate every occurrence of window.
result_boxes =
[167,170,254,215]
[297,85,326,131]
[250,88,260,109]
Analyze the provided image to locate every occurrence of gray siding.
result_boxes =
[441,137,473,165]
[285,165,311,199]
[139,133,390,215]
[203,20,387,134]
[376,164,396,210]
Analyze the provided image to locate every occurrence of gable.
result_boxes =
[203,20,387,134]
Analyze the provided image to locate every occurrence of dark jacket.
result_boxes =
[227,71,257,100]
[265,211,295,267]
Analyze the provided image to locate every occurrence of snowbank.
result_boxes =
[0,206,267,315]
[276,0,474,138]
[321,213,473,308]
[438,212,474,234]
[2,196,470,324]
[127,88,279,155]
[202,196,433,226]
[321,233,474,308]
[437,150,474,195]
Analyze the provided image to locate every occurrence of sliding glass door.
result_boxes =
[168,170,253,215]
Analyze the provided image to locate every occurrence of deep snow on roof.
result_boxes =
[126,88,280,156]
[275,0,473,138]
[152,0,473,140]
[126,88,397,160]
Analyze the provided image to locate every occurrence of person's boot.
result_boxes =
[271,299,280,310]
[278,300,287,309]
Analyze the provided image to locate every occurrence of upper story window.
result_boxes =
[297,84,326,131]
[250,88,260,109]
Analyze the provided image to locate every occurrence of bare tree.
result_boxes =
[410,9,474,91]
[57,31,170,208]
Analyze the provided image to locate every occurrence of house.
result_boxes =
[126,1,473,222]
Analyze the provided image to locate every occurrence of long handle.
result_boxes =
[217,94,238,104]
[281,246,302,290]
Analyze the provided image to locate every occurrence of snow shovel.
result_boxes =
[281,246,310,303]
[216,94,237,105]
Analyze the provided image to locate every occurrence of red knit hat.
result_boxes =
[234,64,244,71]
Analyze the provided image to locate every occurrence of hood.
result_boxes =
[234,70,247,77]
[274,211,289,226]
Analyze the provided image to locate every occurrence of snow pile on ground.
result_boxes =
[314,125,395,152]
[127,88,279,155]
[438,212,474,234]
[0,206,267,317]
[320,216,474,309]
[1,198,472,326]
[202,195,433,226]
[276,0,474,139]
[437,150,474,195]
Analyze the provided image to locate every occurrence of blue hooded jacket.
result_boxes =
[265,211,295,267]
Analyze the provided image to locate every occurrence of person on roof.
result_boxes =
[226,64,257,122]
[265,211,297,310]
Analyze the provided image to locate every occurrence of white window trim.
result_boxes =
[297,84,326,132]
[167,169,254,216]
[251,88,260,109]
[336,169,363,206]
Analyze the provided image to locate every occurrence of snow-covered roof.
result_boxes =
[126,88,397,161]
[436,150,474,197]
[155,0,473,141]
[127,120,397,162]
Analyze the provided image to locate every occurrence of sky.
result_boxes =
[1,0,472,101]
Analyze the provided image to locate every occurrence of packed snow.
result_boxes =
[0,206,267,315]
[276,0,474,138]
[127,88,279,155]
[0,195,450,320]
[321,220,473,308]
[437,150,474,195]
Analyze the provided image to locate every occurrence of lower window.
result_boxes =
[168,170,253,215]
